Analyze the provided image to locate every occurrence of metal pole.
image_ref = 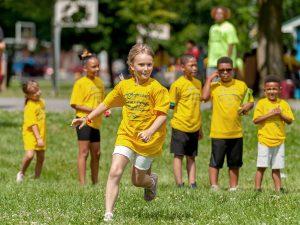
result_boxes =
[53,24,60,95]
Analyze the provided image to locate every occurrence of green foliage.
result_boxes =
[0,0,299,60]
[0,109,299,224]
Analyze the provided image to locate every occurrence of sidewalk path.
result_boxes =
[0,97,70,112]
[1,97,300,112]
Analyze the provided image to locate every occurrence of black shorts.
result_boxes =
[170,128,199,157]
[209,138,243,168]
[76,125,100,142]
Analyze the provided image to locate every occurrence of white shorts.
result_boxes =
[256,143,285,169]
[113,146,153,171]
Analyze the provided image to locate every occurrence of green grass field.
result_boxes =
[0,109,299,224]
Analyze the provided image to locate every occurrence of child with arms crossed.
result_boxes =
[253,76,294,192]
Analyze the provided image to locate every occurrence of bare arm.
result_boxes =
[87,103,108,120]
[138,112,167,142]
[253,112,276,124]
[71,103,108,128]
[31,124,44,147]
[202,71,219,101]
[238,102,254,115]
[253,107,290,124]
[227,44,234,57]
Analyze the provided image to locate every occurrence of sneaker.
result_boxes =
[280,172,287,178]
[103,212,113,222]
[229,186,238,192]
[210,185,219,191]
[255,188,262,192]
[190,183,197,189]
[144,173,158,201]
[16,172,24,183]
[177,183,184,188]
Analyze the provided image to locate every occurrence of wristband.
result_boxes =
[85,116,92,124]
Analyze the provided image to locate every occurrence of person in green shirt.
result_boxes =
[207,6,239,78]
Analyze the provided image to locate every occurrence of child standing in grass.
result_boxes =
[70,50,105,185]
[253,76,294,192]
[169,54,203,188]
[16,80,46,182]
[72,43,169,221]
[202,56,254,191]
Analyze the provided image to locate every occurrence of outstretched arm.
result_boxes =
[71,103,108,128]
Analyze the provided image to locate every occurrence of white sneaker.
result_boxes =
[280,172,287,178]
[229,186,238,192]
[103,212,113,222]
[210,185,219,191]
[16,172,24,183]
[144,173,158,201]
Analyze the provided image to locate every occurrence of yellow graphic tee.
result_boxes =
[210,79,254,138]
[22,99,46,151]
[170,76,202,132]
[70,76,105,129]
[253,98,294,147]
[103,78,170,157]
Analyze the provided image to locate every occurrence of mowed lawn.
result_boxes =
[0,109,299,224]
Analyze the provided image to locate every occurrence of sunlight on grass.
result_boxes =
[0,109,299,224]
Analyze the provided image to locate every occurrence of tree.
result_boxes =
[257,0,284,94]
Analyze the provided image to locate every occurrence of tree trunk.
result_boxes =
[257,0,284,95]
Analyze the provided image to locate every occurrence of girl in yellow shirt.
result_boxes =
[16,80,46,183]
[70,50,105,185]
[72,44,169,222]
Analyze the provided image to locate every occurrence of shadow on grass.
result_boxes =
[0,121,20,127]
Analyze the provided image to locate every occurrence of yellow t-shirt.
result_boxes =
[253,98,294,147]
[210,79,254,138]
[22,99,46,151]
[170,76,202,132]
[70,76,105,129]
[103,78,170,157]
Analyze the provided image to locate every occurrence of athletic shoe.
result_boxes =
[190,183,197,189]
[280,172,287,178]
[144,173,158,201]
[229,186,238,192]
[103,212,113,222]
[177,183,184,188]
[16,172,24,183]
[255,188,262,192]
[210,185,219,191]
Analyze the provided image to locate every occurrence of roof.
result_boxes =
[282,15,300,33]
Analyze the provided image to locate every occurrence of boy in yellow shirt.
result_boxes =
[253,76,294,192]
[202,56,254,191]
[169,54,203,188]
[16,80,46,182]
